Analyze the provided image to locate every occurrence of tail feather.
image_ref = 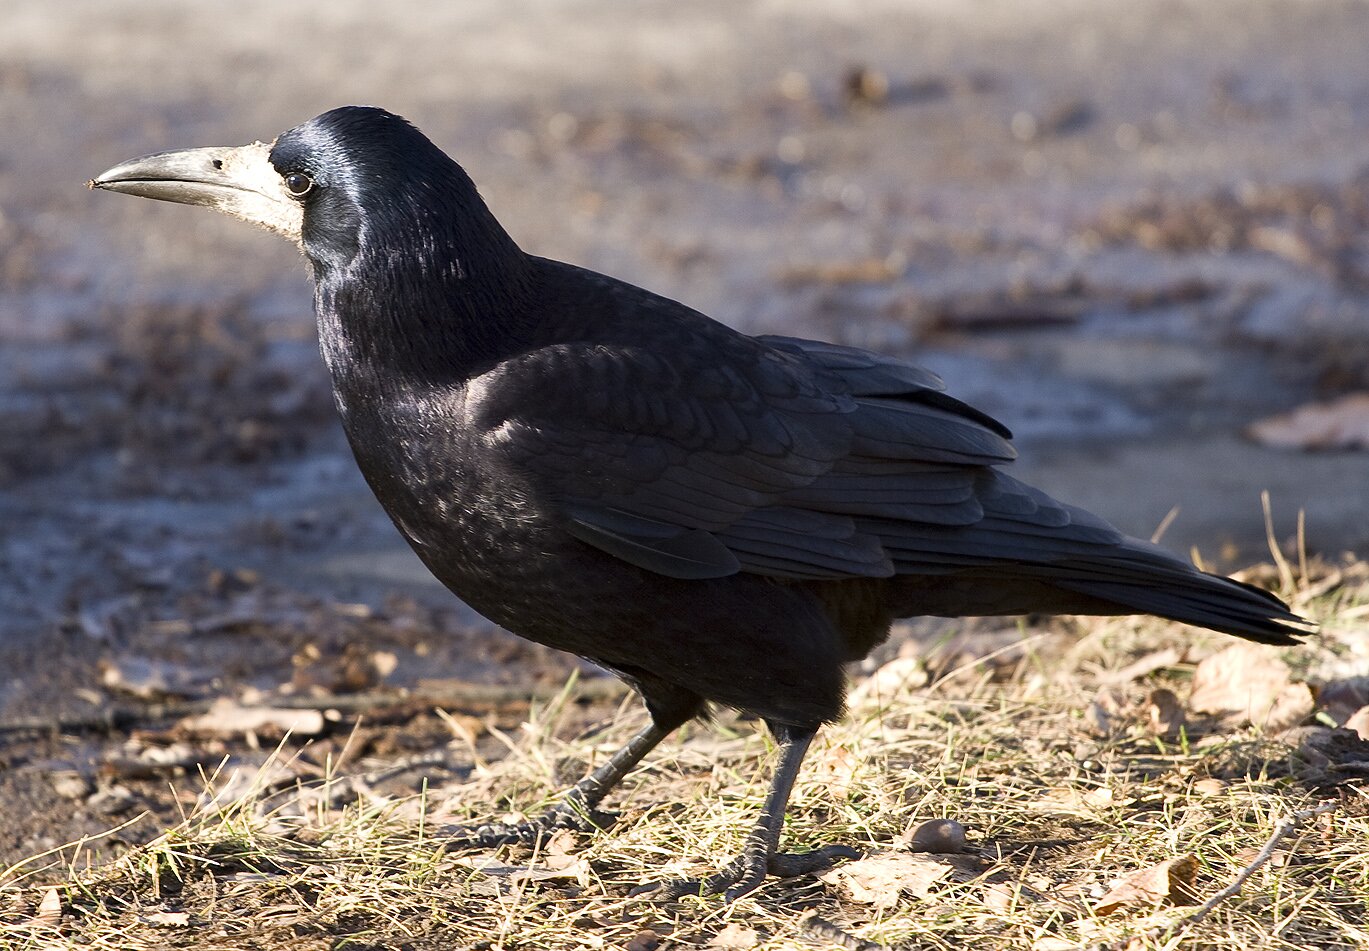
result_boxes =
[1049,574,1306,646]
[887,538,1311,647]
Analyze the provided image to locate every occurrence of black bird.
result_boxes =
[93,106,1307,899]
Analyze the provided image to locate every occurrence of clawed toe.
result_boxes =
[766,844,860,878]
[442,798,615,851]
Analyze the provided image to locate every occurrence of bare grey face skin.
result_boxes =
[91,141,305,246]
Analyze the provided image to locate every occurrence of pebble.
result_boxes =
[908,818,967,854]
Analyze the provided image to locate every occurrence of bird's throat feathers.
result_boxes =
[309,176,534,386]
[315,239,533,389]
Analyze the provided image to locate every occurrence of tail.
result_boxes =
[1038,537,1308,645]
[883,527,1311,646]
[891,551,1309,645]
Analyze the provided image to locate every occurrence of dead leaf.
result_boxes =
[820,852,953,907]
[541,829,582,872]
[27,887,61,929]
[1147,688,1187,738]
[452,855,592,889]
[1316,679,1369,726]
[1345,706,1369,741]
[1089,685,1127,735]
[1189,643,1313,731]
[104,741,204,779]
[1031,938,1079,951]
[1192,778,1227,797]
[99,655,212,700]
[983,881,1017,913]
[1101,647,1185,685]
[1280,726,1369,781]
[178,697,325,737]
[1030,785,1114,815]
[708,923,760,949]
[848,656,929,707]
[1246,393,1369,451]
[141,910,191,927]
[292,642,396,693]
[1094,854,1199,915]
[197,757,302,812]
[805,743,863,799]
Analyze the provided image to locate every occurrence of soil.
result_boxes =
[1,0,1367,875]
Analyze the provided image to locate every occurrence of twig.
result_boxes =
[1166,801,1337,936]
[0,678,628,737]
[1090,800,1338,951]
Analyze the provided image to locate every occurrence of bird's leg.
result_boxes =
[636,723,859,901]
[443,720,669,850]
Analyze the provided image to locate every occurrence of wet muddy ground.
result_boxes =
[2,0,1368,869]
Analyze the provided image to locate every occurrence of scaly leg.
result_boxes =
[444,720,670,849]
[634,723,859,901]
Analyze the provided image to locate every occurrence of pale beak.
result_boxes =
[91,141,303,245]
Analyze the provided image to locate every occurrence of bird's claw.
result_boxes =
[442,797,615,851]
[630,844,859,901]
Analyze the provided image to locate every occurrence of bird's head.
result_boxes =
[92,106,508,277]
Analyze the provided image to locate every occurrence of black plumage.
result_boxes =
[93,106,1308,899]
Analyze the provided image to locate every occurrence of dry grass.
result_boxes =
[1,562,1366,951]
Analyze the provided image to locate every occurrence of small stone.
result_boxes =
[907,818,967,854]
[87,784,138,815]
[1193,778,1227,797]
[624,929,661,951]
[50,770,91,800]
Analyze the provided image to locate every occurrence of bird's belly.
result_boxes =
[347,426,848,726]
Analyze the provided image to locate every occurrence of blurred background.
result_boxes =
[1,0,1368,744]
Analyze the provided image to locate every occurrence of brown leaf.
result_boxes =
[27,887,62,929]
[1147,688,1187,738]
[99,655,212,700]
[708,923,760,949]
[1088,685,1127,735]
[541,829,582,872]
[1345,705,1369,741]
[452,855,592,888]
[848,656,929,708]
[178,697,325,737]
[1101,647,1186,685]
[1246,393,1369,451]
[1316,679,1369,726]
[1192,778,1228,797]
[807,743,863,799]
[820,852,954,907]
[1094,854,1200,915]
[1030,785,1115,815]
[1189,643,1313,731]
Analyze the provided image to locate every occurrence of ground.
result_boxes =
[0,1,1367,947]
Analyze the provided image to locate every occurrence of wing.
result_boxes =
[469,319,1016,581]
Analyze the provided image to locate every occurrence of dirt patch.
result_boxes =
[0,302,334,490]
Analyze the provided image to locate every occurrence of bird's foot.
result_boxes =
[631,844,859,901]
[441,793,613,851]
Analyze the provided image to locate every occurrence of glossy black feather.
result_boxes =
[266,106,1306,734]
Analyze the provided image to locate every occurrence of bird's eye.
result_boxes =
[284,171,314,198]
